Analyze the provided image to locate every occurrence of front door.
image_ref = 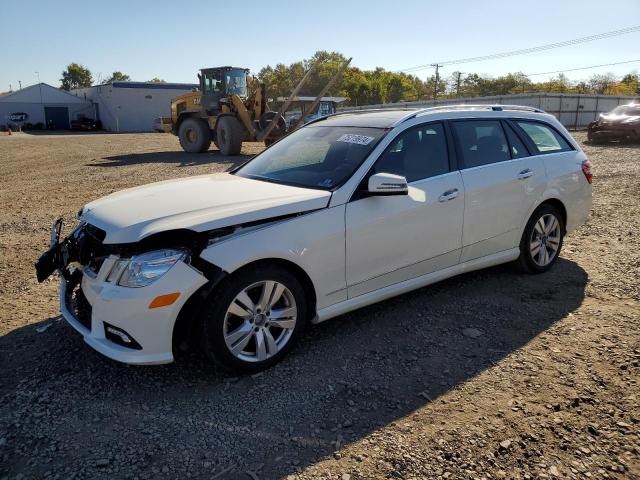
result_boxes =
[345,122,465,298]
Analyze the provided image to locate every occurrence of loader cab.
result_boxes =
[199,67,249,113]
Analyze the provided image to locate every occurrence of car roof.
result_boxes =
[315,109,418,128]
[310,105,549,128]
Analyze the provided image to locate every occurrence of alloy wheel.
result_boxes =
[530,213,561,267]
[223,281,297,362]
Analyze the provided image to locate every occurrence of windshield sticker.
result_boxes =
[337,134,375,146]
[318,179,334,187]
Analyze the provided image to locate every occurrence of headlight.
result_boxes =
[107,249,189,288]
[622,117,640,125]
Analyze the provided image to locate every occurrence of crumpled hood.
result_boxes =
[81,173,331,244]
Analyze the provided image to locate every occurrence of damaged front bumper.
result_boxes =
[36,220,208,365]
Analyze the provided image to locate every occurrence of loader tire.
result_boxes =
[178,118,211,153]
[216,116,243,156]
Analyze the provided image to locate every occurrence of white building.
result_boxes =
[0,83,94,129]
[72,82,197,132]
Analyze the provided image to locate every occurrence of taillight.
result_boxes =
[581,160,593,184]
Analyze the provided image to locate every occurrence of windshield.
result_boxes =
[226,69,248,97]
[610,105,640,116]
[235,125,387,190]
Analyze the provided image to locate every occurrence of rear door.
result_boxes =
[451,119,547,262]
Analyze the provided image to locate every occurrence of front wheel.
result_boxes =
[178,117,211,153]
[517,204,565,273]
[202,265,308,373]
[216,116,243,156]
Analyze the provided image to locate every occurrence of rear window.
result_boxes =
[516,121,572,154]
[452,120,510,169]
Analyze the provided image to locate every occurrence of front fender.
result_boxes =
[199,206,347,310]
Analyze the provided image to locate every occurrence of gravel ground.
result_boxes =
[0,131,638,480]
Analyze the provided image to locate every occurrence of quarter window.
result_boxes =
[373,123,449,182]
[452,120,510,168]
[503,122,529,159]
[516,121,572,153]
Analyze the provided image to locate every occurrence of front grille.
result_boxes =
[66,277,92,331]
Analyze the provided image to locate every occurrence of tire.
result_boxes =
[202,265,308,373]
[178,117,211,153]
[517,204,565,274]
[216,116,243,156]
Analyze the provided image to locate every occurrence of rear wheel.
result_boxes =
[178,117,211,153]
[517,204,564,273]
[202,265,307,373]
[216,116,243,156]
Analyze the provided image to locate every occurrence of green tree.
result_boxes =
[620,73,639,95]
[60,63,92,90]
[105,71,130,83]
[147,77,166,83]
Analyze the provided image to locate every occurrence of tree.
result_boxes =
[588,73,617,94]
[255,51,640,107]
[620,73,639,95]
[105,71,130,83]
[147,78,166,83]
[60,63,92,90]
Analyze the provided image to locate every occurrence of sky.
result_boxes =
[2,0,640,91]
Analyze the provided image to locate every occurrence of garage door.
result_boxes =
[44,107,69,129]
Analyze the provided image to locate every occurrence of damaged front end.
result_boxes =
[35,219,110,283]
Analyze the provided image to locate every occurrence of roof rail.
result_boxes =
[397,104,547,124]
[305,104,547,128]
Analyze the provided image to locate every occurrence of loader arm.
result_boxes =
[257,62,319,142]
[230,95,257,138]
[292,58,352,131]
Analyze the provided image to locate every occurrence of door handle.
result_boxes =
[517,169,534,179]
[438,188,459,202]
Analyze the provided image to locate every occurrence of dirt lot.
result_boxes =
[0,131,638,480]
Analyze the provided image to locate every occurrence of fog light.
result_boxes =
[104,323,142,350]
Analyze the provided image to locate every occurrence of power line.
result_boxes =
[525,59,640,77]
[398,25,640,73]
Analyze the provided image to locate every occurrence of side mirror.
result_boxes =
[367,172,409,196]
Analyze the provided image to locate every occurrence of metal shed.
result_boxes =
[72,82,197,132]
[0,83,94,130]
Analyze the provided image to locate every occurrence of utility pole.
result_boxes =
[36,72,44,126]
[431,63,442,100]
[452,71,463,97]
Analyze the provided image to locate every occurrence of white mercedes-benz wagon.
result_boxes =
[36,105,593,372]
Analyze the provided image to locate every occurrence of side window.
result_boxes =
[516,121,572,153]
[373,123,449,183]
[205,73,222,92]
[503,122,530,159]
[452,120,510,169]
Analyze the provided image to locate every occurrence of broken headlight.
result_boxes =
[107,249,189,288]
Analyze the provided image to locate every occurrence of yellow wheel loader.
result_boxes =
[170,59,352,155]
[170,67,287,155]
